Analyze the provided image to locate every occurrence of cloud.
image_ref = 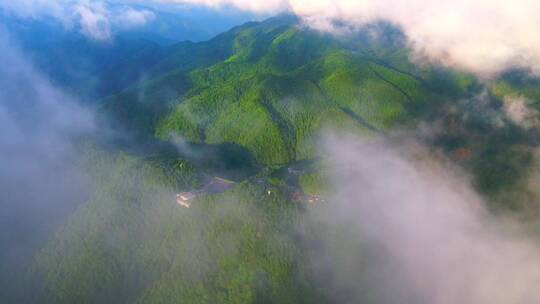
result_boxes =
[73,2,112,41]
[0,28,94,298]
[301,133,540,303]
[0,1,156,41]
[116,7,155,28]
[503,95,540,129]
[171,0,540,77]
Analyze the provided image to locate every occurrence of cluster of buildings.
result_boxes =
[290,190,324,204]
[175,173,325,209]
[176,192,195,208]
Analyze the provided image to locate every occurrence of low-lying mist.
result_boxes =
[301,133,540,303]
[0,28,94,300]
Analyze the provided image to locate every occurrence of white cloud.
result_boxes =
[0,29,94,279]
[170,0,540,77]
[0,1,156,41]
[503,95,540,129]
[116,7,155,28]
[73,2,112,41]
[305,133,540,303]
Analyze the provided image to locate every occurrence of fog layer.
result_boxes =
[0,29,94,299]
[303,134,540,303]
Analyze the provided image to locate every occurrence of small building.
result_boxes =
[303,194,323,204]
[176,192,196,208]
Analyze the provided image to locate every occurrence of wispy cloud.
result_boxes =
[302,133,540,303]
[0,1,155,41]
[0,28,94,296]
[116,6,155,28]
[503,95,540,129]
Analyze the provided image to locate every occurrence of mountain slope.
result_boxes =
[30,148,315,303]
[103,15,474,165]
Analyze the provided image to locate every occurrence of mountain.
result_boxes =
[26,15,540,304]
[101,15,478,164]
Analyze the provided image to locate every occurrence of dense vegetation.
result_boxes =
[29,147,321,303]
[26,14,540,304]
[101,16,476,164]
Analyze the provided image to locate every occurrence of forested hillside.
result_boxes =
[27,14,540,304]
[101,15,478,164]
